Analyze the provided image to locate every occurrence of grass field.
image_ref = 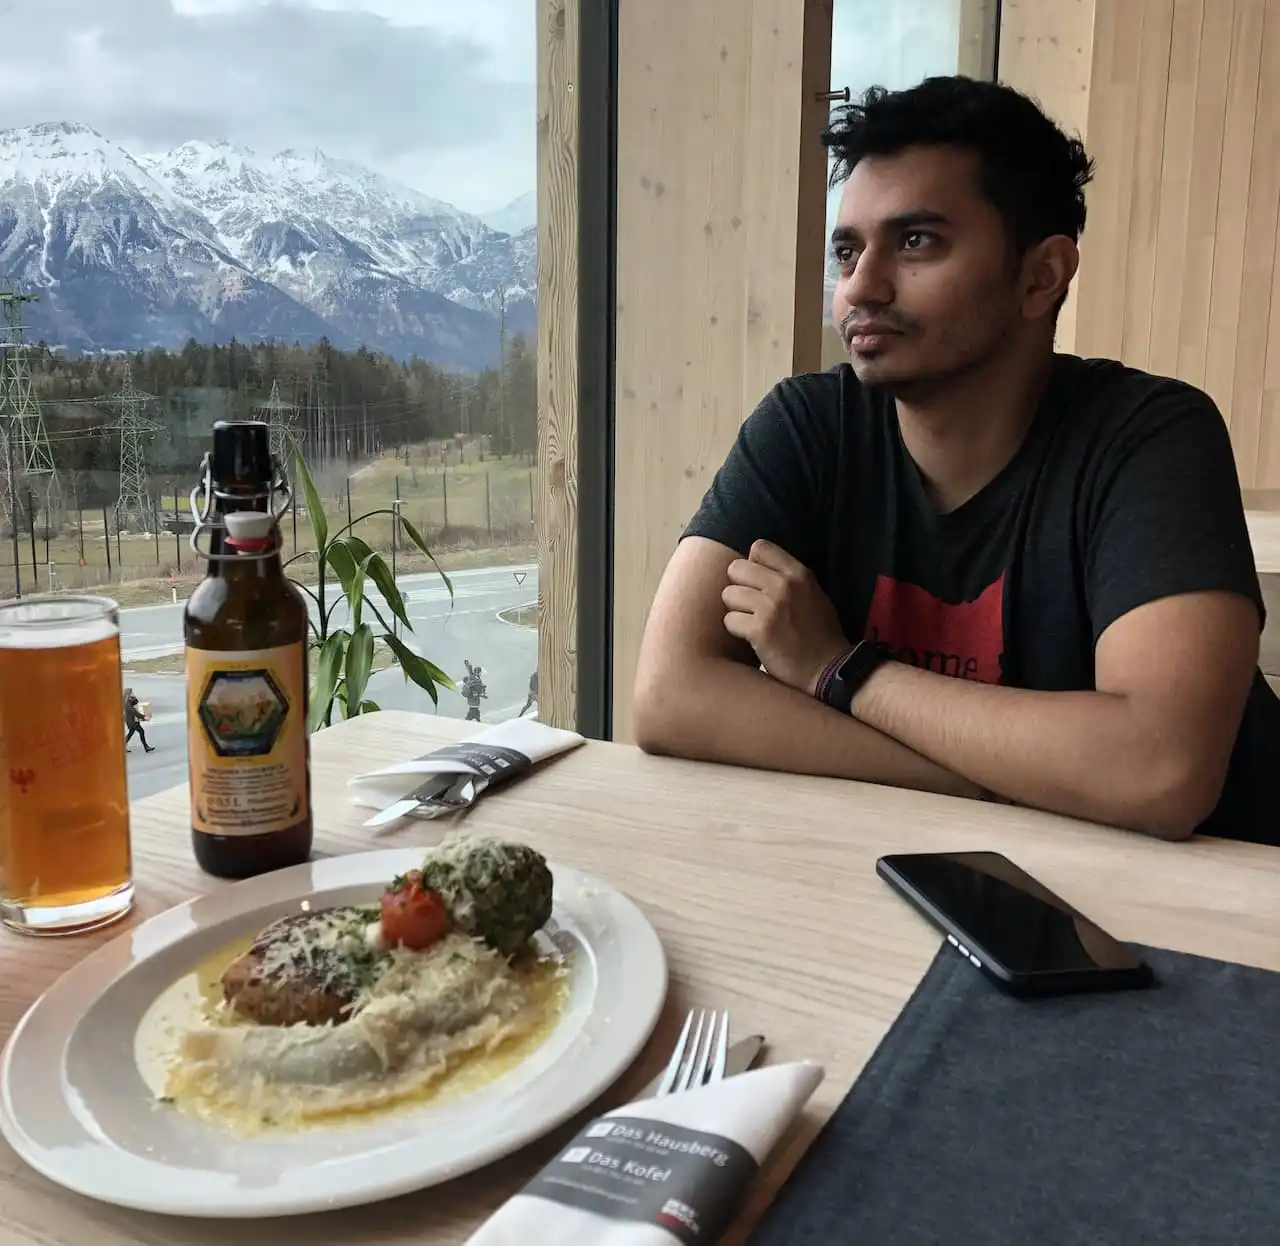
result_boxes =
[1,441,537,605]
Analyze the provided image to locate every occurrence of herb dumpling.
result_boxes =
[419,835,553,957]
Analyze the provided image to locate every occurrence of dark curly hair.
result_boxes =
[822,76,1096,253]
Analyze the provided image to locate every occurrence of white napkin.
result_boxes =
[349,718,585,827]
[466,1061,825,1246]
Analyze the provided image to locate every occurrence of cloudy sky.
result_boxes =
[0,0,536,214]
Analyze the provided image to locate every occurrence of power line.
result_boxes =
[100,362,164,535]
[255,377,304,465]
[0,288,62,536]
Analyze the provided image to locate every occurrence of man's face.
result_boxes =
[830,145,1027,397]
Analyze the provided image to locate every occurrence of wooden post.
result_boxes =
[173,484,182,571]
[392,475,400,581]
[442,468,449,532]
[485,471,492,541]
[74,478,85,560]
[25,489,37,584]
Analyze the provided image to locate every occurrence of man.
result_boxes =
[633,76,1278,845]
[124,688,155,754]
[462,660,487,723]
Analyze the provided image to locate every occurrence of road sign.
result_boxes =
[514,571,527,586]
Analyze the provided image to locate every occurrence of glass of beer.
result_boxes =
[0,596,134,935]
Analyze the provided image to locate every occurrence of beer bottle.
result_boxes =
[184,420,313,878]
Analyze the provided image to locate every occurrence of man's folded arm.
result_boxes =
[632,536,980,799]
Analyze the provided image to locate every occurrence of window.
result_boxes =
[821,0,998,367]
[0,0,546,793]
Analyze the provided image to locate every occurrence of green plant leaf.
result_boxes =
[350,552,376,630]
[310,629,348,731]
[326,539,359,597]
[382,633,453,704]
[293,449,328,556]
[410,652,455,691]
[359,699,381,714]
[397,514,453,599]
[344,622,375,716]
[343,536,410,631]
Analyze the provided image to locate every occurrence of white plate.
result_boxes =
[0,849,667,1218]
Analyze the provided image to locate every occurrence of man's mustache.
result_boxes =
[839,308,915,337]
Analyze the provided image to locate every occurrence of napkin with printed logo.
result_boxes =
[348,717,585,828]
[466,1061,825,1246]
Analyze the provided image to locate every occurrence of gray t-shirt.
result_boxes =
[683,354,1278,844]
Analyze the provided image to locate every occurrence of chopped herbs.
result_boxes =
[419,837,553,958]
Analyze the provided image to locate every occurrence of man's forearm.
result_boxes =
[850,662,1200,837]
[633,657,981,799]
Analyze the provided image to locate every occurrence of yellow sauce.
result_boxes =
[135,929,569,1135]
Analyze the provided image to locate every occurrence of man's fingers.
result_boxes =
[723,611,755,643]
[748,539,803,574]
[721,583,763,615]
[726,556,775,589]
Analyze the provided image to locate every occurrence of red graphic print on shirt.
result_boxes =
[864,572,1005,684]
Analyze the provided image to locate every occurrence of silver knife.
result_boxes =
[637,1034,766,1100]
[364,772,477,828]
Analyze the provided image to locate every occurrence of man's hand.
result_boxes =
[721,539,852,694]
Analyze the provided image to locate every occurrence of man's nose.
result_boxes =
[841,246,895,309]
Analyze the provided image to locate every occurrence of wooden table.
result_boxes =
[4,711,1279,1245]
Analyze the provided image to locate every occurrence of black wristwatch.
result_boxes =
[818,639,896,714]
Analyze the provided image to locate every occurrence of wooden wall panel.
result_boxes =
[1002,0,1280,491]
[610,0,833,740]
[535,0,579,731]
[996,0,1098,351]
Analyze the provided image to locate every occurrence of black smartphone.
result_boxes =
[876,850,1155,996]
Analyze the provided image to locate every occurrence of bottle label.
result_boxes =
[186,642,310,837]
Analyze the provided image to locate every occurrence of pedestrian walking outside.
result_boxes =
[124,688,155,753]
[520,670,538,717]
[461,660,487,722]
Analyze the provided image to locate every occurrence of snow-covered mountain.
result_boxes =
[481,191,537,237]
[0,123,536,368]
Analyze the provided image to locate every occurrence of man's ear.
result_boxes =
[1020,236,1079,321]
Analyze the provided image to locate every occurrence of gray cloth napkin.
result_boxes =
[749,942,1280,1246]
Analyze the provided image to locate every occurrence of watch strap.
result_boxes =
[818,638,895,714]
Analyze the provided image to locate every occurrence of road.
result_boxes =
[122,563,538,803]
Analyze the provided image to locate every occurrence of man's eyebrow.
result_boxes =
[830,209,952,245]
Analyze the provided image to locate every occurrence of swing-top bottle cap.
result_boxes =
[211,420,272,487]
[222,509,275,540]
[223,510,276,551]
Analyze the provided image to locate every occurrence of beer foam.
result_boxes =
[0,606,119,650]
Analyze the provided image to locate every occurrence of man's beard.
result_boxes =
[852,322,1016,403]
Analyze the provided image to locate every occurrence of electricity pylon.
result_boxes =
[0,289,61,536]
[102,362,163,535]
[255,378,303,466]
[0,423,14,538]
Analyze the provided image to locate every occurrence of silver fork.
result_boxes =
[654,1008,730,1097]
